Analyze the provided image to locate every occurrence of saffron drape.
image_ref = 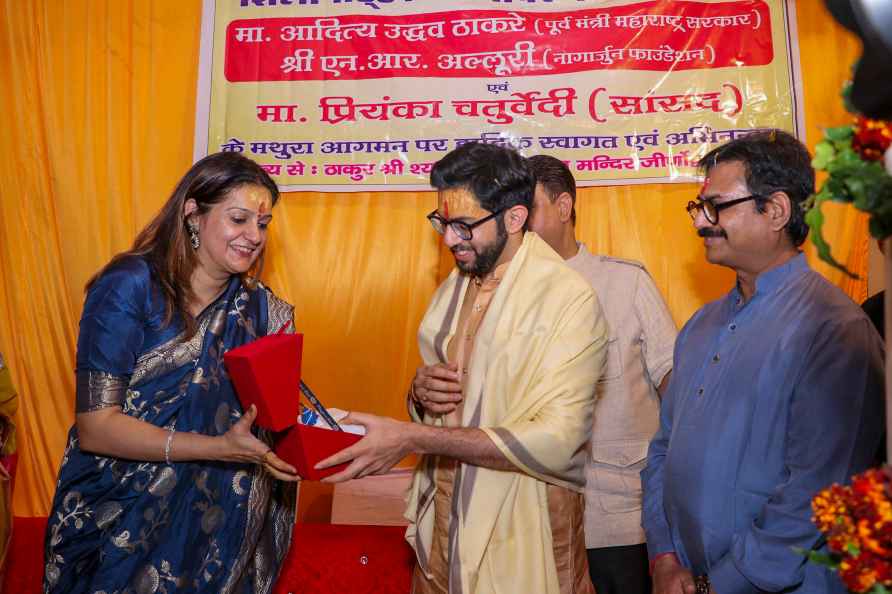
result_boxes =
[0,1,868,516]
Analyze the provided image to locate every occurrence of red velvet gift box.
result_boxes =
[224,333,303,432]
[273,524,414,594]
[275,423,362,481]
[224,333,362,480]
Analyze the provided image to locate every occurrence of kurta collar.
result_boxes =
[567,242,590,265]
[731,252,808,304]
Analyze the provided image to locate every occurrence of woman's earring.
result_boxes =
[187,221,200,250]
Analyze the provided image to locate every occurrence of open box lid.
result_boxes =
[224,333,303,432]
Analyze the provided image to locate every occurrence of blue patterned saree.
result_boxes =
[44,256,296,594]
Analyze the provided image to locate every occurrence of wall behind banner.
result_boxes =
[0,1,868,517]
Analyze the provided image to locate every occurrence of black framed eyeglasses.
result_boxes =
[427,208,505,241]
[686,195,763,225]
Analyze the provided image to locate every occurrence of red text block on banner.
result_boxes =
[224,1,773,82]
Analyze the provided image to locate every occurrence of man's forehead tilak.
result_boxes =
[437,187,487,219]
[699,161,750,201]
[699,176,710,198]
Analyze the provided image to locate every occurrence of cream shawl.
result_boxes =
[405,232,608,594]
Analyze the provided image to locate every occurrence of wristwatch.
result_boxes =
[694,575,711,594]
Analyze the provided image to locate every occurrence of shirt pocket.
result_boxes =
[588,438,649,514]
[597,336,622,383]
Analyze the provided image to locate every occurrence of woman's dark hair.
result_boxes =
[86,152,279,334]
[430,142,535,225]
[699,129,814,246]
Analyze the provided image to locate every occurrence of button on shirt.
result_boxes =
[642,254,884,594]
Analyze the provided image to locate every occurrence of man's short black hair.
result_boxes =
[698,129,814,247]
[430,142,535,222]
[528,154,577,225]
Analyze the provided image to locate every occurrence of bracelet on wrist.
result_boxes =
[164,426,176,465]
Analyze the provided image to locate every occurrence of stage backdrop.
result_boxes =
[196,0,804,190]
[0,0,868,517]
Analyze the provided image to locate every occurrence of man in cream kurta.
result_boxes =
[317,142,608,594]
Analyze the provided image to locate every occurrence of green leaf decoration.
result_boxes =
[793,546,840,569]
[812,141,836,170]
[803,62,892,269]
[847,176,868,207]
[806,116,892,271]
[809,552,840,568]
[806,188,860,279]
[825,126,854,143]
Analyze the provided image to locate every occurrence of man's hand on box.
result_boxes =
[221,404,300,482]
[315,412,412,482]
[411,362,463,415]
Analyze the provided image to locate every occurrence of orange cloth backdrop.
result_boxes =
[0,1,869,516]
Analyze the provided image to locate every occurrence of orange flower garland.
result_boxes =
[852,115,892,162]
[812,468,892,592]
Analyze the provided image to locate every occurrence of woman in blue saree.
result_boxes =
[44,152,300,594]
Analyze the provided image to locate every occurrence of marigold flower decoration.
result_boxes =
[806,468,892,592]
[805,84,892,278]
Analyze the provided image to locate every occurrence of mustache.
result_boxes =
[698,228,727,239]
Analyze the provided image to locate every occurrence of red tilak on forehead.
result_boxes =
[443,199,449,218]
[700,177,710,197]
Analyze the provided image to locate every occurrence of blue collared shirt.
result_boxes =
[642,253,884,594]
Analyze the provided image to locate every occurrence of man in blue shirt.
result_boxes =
[641,130,884,594]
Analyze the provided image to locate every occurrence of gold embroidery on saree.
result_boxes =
[266,289,294,335]
[76,371,128,413]
[129,312,214,387]
[220,465,271,594]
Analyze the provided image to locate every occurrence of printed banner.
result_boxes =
[195,0,803,191]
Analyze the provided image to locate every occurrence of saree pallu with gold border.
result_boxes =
[44,256,295,594]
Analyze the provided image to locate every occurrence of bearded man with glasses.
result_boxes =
[642,130,884,594]
[317,142,608,594]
